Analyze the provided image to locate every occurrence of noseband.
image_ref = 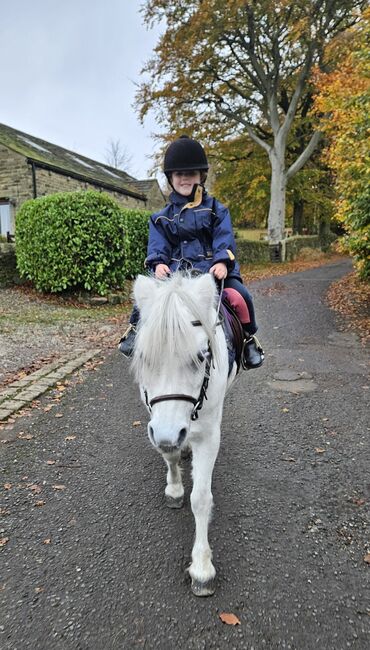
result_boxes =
[144,338,212,421]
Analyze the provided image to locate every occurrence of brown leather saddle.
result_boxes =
[221,294,245,374]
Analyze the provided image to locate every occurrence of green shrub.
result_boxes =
[236,239,270,263]
[121,208,150,278]
[16,191,150,294]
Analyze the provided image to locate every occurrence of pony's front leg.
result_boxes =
[162,450,184,508]
[188,428,220,596]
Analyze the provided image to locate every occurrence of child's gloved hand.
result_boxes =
[155,263,171,279]
[209,262,228,280]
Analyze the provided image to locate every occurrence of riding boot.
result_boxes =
[242,332,264,369]
[118,324,137,358]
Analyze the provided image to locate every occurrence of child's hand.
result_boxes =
[209,262,228,280]
[155,263,171,279]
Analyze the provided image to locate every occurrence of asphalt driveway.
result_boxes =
[1,259,369,649]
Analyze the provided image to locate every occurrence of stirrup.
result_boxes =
[118,323,137,357]
[241,334,264,371]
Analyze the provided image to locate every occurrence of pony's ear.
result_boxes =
[133,275,156,311]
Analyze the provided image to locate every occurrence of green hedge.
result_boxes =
[15,191,150,294]
[236,233,337,264]
[236,239,270,263]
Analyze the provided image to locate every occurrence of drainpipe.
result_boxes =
[31,162,37,198]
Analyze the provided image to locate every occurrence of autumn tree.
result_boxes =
[137,0,365,243]
[211,133,334,233]
[313,9,370,278]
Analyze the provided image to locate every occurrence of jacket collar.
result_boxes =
[170,184,207,207]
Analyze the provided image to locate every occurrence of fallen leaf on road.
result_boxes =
[34,500,45,507]
[46,460,56,465]
[4,483,12,490]
[56,385,66,391]
[43,539,51,545]
[35,587,44,593]
[281,408,289,413]
[352,498,366,506]
[132,421,141,426]
[0,509,10,516]
[28,484,42,493]
[0,538,9,548]
[219,612,241,625]
[55,414,63,418]
[17,433,33,440]
[52,485,66,491]
[65,435,76,441]
[43,405,53,412]
[364,553,370,564]
[315,448,326,454]
[281,457,296,462]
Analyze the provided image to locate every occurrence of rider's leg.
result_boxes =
[118,305,139,357]
[223,278,264,369]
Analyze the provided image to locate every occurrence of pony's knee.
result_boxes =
[190,489,213,517]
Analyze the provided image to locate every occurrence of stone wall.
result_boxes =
[0,144,147,222]
[0,145,33,218]
[35,167,144,210]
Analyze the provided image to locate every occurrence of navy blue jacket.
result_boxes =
[145,186,242,279]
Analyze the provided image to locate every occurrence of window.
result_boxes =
[0,202,14,237]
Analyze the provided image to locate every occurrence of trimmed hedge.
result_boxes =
[15,191,150,294]
[236,239,270,263]
[236,233,337,264]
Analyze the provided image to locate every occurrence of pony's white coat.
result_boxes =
[133,272,236,595]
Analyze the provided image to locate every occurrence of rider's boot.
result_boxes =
[242,331,264,369]
[118,324,136,358]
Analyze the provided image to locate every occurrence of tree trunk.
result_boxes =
[267,149,287,244]
[293,199,304,234]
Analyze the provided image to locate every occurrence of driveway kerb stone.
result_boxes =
[0,348,101,422]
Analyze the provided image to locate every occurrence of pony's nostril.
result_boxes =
[178,427,187,446]
[148,425,155,443]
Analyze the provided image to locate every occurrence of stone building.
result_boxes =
[0,123,165,238]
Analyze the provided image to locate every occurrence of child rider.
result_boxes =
[119,135,264,369]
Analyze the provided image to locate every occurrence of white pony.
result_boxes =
[132,272,237,596]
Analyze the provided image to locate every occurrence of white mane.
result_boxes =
[132,273,219,383]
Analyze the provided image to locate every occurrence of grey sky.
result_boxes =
[1,1,163,179]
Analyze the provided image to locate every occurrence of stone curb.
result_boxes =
[0,348,101,422]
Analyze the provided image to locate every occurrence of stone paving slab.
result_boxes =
[0,348,101,422]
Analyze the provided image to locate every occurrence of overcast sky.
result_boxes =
[0,1,163,179]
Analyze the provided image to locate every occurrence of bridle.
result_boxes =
[143,280,224,422]
[144,337,212,421]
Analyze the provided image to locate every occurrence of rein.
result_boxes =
[144,280,224,421]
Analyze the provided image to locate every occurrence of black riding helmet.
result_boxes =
[163,135,209,174]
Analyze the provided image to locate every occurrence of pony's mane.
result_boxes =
[132,273,218,382]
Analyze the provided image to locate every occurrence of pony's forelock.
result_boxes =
[132,273,219,382]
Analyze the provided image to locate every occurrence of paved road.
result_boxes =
[1,260,369,649]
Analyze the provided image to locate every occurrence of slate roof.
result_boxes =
[0,123,151,201]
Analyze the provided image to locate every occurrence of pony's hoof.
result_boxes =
[165,495,184,509]
[191,578,216,597]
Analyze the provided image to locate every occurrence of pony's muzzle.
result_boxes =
[148,424,188,452]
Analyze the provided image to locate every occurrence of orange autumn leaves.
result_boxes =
[312,9,370,279]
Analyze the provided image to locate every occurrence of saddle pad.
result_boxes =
[220,294,244,374]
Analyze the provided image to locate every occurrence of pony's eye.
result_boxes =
[197,351,205,363]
